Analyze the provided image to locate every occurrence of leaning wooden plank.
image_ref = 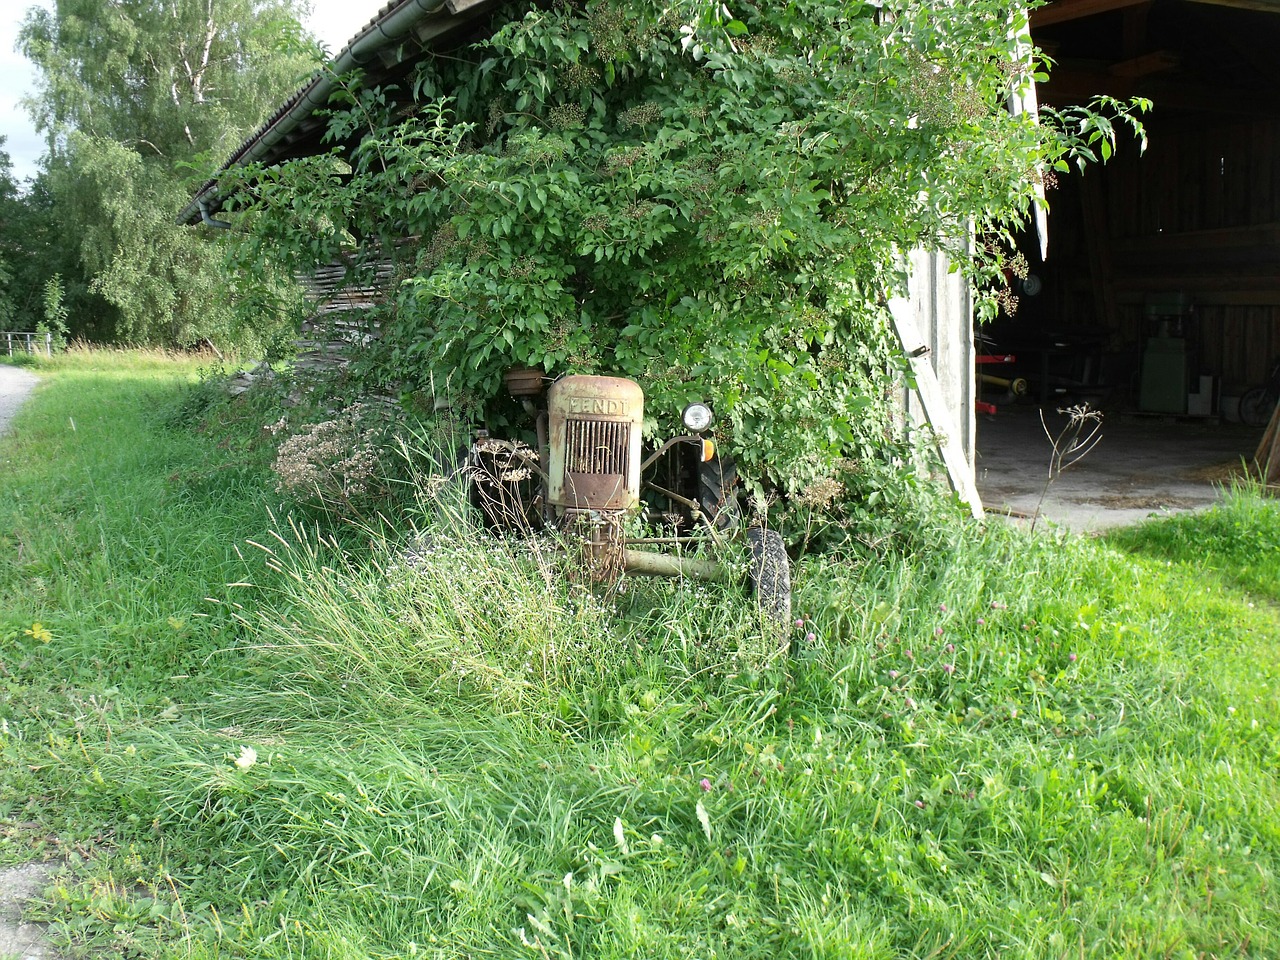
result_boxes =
[1254,400,1280,486]
[886,295,985,520]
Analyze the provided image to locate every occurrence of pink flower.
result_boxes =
[942,663,955,675]
[991,601,1007,610]
[889,670,899,679]
[699,778,712,792]
[805,632,816,643]
[939,604,948,612]
[905,649,914,660]
[915,799,926,808]
[945,643,955,653]
[905,696,917,710]
[794,619,804,630]
[1068,652,1078,662]
[977,618,986,626]
[935,626,945,636]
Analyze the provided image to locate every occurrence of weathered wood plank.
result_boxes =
[887,259,984,521]
[1032,0,1151,28]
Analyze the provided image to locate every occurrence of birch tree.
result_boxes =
[17,0,316,343]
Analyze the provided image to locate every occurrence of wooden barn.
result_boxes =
[182,0,988,512]
[995,0,1280,419]
[185,0,1280,516]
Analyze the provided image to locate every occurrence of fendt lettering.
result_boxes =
[568,396,628,417]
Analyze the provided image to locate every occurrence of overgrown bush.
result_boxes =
[225,0,1145,509]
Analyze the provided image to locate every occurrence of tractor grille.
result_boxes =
[565,417,629,475]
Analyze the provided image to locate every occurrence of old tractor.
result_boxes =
[468,371,792,623]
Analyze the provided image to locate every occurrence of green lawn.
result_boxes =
[1,351,1277,959]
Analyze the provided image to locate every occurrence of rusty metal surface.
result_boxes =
[503,366,546,397]
[562,508,626,582]
[622,549,728,581]
[548,376,643,511]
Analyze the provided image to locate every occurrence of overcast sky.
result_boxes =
[0,0,380,186]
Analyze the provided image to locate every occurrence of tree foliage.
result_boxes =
[0,142,62,334]
[226,0,1144,495]
[0,143,17,330]
[19,0,314,159]
[16,0,317,344]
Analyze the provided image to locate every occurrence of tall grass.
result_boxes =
[2,351,1279,959]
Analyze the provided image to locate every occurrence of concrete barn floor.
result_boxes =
[973,404,1263,533]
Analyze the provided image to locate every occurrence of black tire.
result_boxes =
[746,526,792,625]
[1239,387,1277,428]
[698,453,741,532]
[469,440,539,533]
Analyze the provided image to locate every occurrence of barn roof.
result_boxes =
[178,0,500,225]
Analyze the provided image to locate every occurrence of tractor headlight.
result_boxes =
[681,402,714,434]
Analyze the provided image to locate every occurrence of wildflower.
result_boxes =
[945,643,955,653]
[905,649,914,660]
[24,622,52,643]
[700,778,712,792]
[805,632,816,643]
[889,670,899,679]
[905,696,917,710]
[915,799,926,808]
[935,626,944,636]
[942,663,955,675]
[991,601,1007,610]
[939,603,948,612]
[234,746,258,770]
[794,619,804,630]
[1068,652,1078,662]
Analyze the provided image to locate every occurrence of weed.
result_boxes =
[1032,403,1103,532]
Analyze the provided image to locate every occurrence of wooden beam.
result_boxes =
[1032,0,1151,28]
[1112,222,1280,256]
[1122,3,1151,56]
[1109,50,1180,77]
[1080,173,1120,333]
[885,295,984,521]
[1039,65,1280,115]
[1253,401,1280,487]
[1115,287,1280,306]
[1112,273,1280,305]
[1184,0,1280,13]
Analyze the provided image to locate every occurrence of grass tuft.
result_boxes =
[1,350,1278,958]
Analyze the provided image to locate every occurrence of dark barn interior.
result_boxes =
[982,0,1280,417]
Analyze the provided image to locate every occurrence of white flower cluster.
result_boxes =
[273,404,383,509]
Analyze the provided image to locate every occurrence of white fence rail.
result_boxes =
[4,332,53,357]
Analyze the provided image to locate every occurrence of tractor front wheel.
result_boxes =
[698,453,742,532]
[746,527,791,625]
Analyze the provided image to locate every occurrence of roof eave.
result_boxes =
[179,0,497,225]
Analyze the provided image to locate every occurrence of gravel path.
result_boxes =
[0,365,39,437]
[2,367,66,958]
[0,862,63,959]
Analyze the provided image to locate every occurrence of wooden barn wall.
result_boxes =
[1023,113,1280,396]
[901,247,977,472]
